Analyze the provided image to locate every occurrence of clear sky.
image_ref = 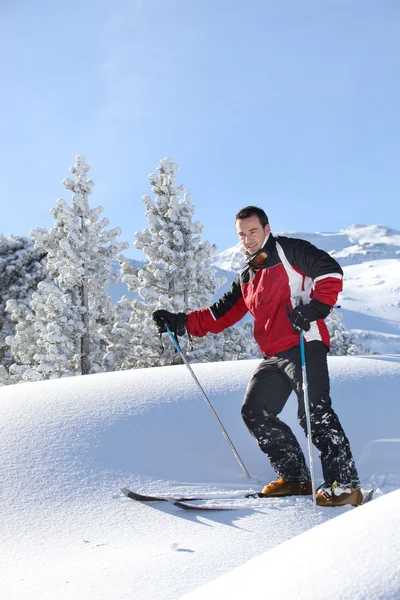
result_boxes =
[1,0,399,259]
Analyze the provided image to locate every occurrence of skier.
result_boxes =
[153,206,362,507]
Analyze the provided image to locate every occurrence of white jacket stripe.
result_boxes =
[314,273,342,282]
[276,242,323,343]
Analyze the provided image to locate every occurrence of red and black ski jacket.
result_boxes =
[186,234,343,357]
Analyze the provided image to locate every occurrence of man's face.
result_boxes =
[235,215,270,254]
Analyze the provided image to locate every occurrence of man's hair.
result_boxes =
[235,206,269,228]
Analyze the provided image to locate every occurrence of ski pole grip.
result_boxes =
[166,325,181,353]
[299,332,306,366]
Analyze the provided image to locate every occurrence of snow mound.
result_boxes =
[180,489,400,600]
[1,356,400,599]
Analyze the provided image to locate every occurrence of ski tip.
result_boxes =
[362,489,375,504]
[245,492,266,499]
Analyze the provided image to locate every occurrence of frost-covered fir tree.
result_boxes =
[104,296,162,370]
[0,234,46,366]
[327,309,365,356]
[0,301,38,384]
[6,156,128,382]
[114,157,225,367]
[5,284,75,382]
[190,319,259,363]
[223,320,259,360]
[103,295,133,371]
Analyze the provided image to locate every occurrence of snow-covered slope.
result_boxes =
[338,259,400,353]
[181,489,400,600]
[341,260,400,324]
[1,356,400,599]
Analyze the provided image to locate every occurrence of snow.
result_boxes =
[181,490,400,600]
[341,259,400,329]
[1,354,400,598]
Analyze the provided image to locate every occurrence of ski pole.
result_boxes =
[299,333,317,511]
[165,326,251,479]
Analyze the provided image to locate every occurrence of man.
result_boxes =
[153,206,361,507]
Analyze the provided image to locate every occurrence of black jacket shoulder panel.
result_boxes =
[276,236,343,279]
[210,274,243,319]
[239,264,253,285]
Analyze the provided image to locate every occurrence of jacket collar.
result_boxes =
[245,234,276,270]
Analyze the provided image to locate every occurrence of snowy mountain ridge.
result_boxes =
[209,224,400,271]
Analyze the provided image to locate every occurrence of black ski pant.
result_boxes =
[241,341,360,488]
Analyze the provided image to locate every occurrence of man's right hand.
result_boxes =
[152,309,187,337]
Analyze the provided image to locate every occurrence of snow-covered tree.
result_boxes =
[327,309,365,355]
[104,296,162,370]
[187,320,259,363]
[6,156,128,382]
[0,235,46,365]
[223,320,259,360]
[128,157,221,312]
[115,157,226,367]
[0,301,37,385]
[103,295,133,371]
[6,284,75,381]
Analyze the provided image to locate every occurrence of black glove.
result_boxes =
[152,309,187,337]
[290,299,332,334]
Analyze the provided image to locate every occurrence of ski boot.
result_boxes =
[261,478,312,497]
[316,481,363,507]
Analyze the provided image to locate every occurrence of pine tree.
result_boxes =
[104,296,161,370]
[0,300,38,384]
[116,157,225,367]
[327,309,365,356]
[6,283,77,381]
[0,235,46,366]
[222,320,259,360]
[186,318,259,363]
[6,156,128,382]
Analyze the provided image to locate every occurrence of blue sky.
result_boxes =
[1,0,399,259]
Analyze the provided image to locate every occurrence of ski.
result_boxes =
[120,489,207,502]
[361,488,375,504]
[120,487,238,511]
[121,487,375,512]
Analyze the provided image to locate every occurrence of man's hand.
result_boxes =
[289,300,332,335]
[152,309,187,337]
